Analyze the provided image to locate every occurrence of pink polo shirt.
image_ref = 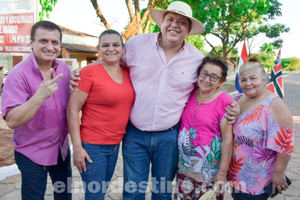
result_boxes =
[123,32,204,131]
[1,52,70,166]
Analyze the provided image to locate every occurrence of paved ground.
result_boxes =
[0,72,299,200]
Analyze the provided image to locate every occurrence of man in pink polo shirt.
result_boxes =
[1,21,71,200]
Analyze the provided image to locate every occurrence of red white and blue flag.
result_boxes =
[266,49,284,98]
[235,41,248,93]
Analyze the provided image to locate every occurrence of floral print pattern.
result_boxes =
[177,90,232,183]
[228,95,294,195]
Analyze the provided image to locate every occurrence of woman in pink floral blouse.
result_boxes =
[175,56,233,200]
[228,56,294,200]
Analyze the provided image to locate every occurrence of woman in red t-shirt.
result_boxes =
[67,30,135,200]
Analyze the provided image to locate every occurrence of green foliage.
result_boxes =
[180,0,284,59]
[207,46,223,57]
[288,57,300,71]
[148,23,161,33]
[208,46,238,58]
[39,0,57,21]
[261,23,290,38]
[252,53,275,71]
[185,35,205,52]
[245,23,289,53]
[259,42,276,56]
[272,38,283,49]
[282,58,300,71]
[281,58,290,70]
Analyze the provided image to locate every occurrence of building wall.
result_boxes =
[63,35,98,46]
[0,30,98,72]
[0,53,29,71]
[69,52,98,69]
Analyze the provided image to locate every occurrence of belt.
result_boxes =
[128,121,180,133]
[164,122,180,131]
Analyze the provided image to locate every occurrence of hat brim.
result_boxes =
[150,8,205,35]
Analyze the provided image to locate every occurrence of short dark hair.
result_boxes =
[197,56,228,83]
[30,21,62,42]
[99,29,123,45]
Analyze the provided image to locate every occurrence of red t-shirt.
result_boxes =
[76,63,135,144]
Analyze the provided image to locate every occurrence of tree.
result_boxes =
[39,0,57,20]
[185,35,206,52]
[253,53,275,71]
[208,46,238,58]
[39,0,169,40]
[89,0,166,40]
[181,0,285,59]
[39,0,206,50]
[282,57,300,71]
[259,42,276,56]
[246,23,289,55]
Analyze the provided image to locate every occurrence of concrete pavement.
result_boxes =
[0,72,299,200]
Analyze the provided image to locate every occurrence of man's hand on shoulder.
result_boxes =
[69,69,81,92]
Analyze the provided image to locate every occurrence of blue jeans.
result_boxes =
[15,149,72,200]
[80,142,120,200]
[122,123,179,200]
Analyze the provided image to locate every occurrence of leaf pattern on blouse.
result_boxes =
[274,127,294,154]
[228,154,243,182]
[237,105,266,125]
[240,158,257,192]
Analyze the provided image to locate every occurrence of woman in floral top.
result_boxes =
[175,56,233,200]
[228,56,294,200]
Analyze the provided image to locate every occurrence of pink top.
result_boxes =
[122,32,204,131]
[1,52,70,166]
[228,95,294,195]
[178,90,232,182]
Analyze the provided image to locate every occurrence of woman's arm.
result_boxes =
[219,88,241,124]
[67,88,91,173]
[269,97,293,129]
[214,118,233,191]
[269,97,294,194]
[271,153,291,194]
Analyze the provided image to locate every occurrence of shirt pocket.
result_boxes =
[27,104,46,130]
[169,68,197,91]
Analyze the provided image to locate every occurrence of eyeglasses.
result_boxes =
[199,70,220,82]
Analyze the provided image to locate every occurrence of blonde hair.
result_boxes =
[239,56,268,84]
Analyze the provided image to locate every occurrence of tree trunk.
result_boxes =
[90,0,111,30]
[90,0,162,41]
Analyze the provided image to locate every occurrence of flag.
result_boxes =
[266,49,284,98]
[235,41,249,93]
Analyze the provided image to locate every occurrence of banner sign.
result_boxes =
[58,58,77,72]
[0,0,36,53]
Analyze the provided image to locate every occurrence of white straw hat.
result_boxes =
[150,1,205,35]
